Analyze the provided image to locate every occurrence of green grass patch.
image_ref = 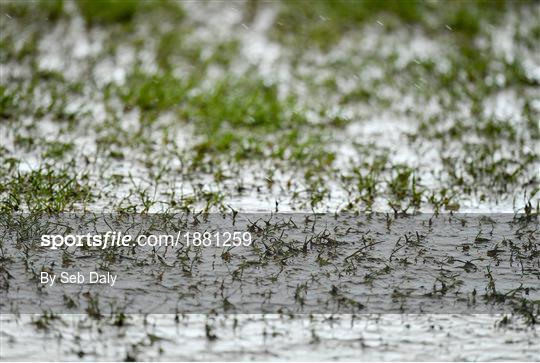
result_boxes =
[184,77,305,134]
[272,0,525,49]
[0,163,92,212]
[119,70,191,113]
[0,0,64,23]
[77,0,184,26]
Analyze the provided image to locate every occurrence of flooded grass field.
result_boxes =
[1,0,539,361]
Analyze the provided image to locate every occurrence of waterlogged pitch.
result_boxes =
[1,0,539,361]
